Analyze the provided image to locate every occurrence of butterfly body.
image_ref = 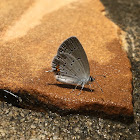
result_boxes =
[55,74,94,86]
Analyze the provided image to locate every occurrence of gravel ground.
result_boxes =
[0,0,140,139]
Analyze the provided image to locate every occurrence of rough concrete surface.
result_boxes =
[0,0,140,139]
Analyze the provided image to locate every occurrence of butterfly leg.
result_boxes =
[78,83,85,95]
[70,82,81,93]
[45,70,53,72]
[89,84,93,92]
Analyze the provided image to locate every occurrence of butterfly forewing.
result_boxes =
[52,37,90,84]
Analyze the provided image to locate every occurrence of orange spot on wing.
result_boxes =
[56,65,60,72]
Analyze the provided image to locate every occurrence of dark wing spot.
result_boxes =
[59,48,63,53]
[57,56,61,59]
[62,45,65,48]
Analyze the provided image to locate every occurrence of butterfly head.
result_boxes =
[89,76,95,83]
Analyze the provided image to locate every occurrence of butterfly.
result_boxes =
[46,36,105,94]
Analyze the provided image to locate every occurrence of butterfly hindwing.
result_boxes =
[52,36,90,84]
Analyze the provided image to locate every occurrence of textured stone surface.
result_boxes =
[0,0,140,140]
[0,0,133,116]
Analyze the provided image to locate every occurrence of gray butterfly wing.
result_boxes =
[52,36,90,85]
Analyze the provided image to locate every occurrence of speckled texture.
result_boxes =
[0,0,140,139]
[0,0,133,116]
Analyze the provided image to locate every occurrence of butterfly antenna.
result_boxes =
[93,75,106,93]
[94,75,106,79]
[94,80,104,93]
